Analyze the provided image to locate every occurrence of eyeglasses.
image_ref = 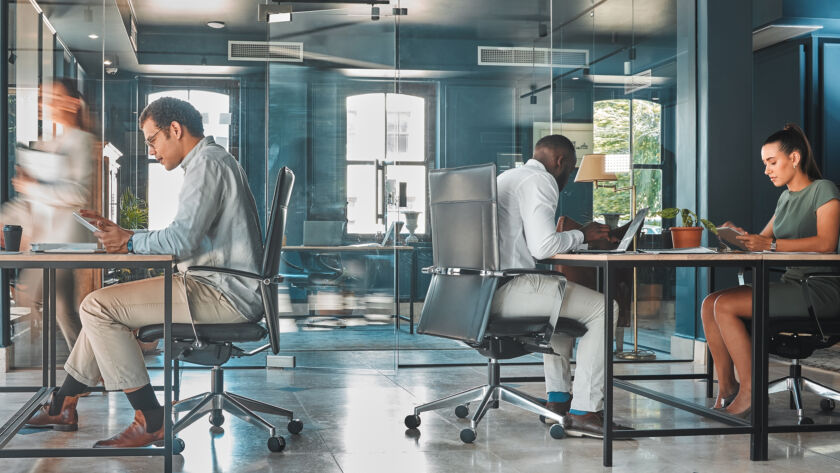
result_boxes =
[144,127,164,148]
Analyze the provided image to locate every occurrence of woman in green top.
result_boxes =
[702,123,840,418]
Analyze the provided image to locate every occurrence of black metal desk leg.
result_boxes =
[394,250,400,331]
[750,261,769,461]
[603,261,615,467]
[706,268,715,398]
[48,269,56,387]
[163,269,173,473]
[409,251,416,334]
[41,270,49,387]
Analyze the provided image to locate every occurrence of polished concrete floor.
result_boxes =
[2,359,840,472]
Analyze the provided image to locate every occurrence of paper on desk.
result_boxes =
[639,247,718,254]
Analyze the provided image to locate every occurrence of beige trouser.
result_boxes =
[64,274,249,391]
[17,268,81,349]
[491,275,617,413]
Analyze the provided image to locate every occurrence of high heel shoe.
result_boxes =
[720,382,740,408]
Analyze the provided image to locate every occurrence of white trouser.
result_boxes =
[490,274,617,413]
[64,275,249,391]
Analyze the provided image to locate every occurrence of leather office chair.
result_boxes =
[765,271,840,424]
[137,167,302,453]
[404,163,586,442]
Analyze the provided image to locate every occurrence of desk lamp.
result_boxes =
[575,154,655,360]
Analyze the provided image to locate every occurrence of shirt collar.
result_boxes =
[525,158,547,172]
[180,136,216,171]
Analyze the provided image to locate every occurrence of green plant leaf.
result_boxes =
[700,219,718,234]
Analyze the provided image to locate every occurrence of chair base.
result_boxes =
[405,358,565,442]
[171,366,302,450]
[768,359,840,422]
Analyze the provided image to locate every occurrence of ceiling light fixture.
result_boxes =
[258,4,292,23]
[207,21,225,29]
[88,33,99,39]
[103,59,112,66]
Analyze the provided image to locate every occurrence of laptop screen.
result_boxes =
[615,208,649,251]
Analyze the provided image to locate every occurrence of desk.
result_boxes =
[0,253,175,472]
[544,252,840,467]
[283,245,416,333]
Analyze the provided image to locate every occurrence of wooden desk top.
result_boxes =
[544,252,764,262]
[0,252,174,263]
[545,251,840,263]
[283,245,414,251]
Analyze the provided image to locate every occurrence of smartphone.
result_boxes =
[73,212,100,233]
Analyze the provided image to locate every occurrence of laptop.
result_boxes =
[573,208,649,254]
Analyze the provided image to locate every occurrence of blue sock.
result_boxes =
[569,409,590,416]
[547,391,571,403]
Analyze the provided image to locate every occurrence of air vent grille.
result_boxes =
[478,46,588,68]
[228,41,303,62]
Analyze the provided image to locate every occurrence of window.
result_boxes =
[592,99,663,231]
[346,93,426,235]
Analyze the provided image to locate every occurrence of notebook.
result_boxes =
[30,243,103,253]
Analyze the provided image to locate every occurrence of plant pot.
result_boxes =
[670,226,703,248]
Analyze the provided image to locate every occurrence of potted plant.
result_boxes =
[115,189,151,282]
[656,208,718,248]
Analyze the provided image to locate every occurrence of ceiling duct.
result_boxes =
[752,25,822,52]
[477,46,589,68]
[228,41,304,62]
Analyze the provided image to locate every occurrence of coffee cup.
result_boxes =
[3,225,22,252]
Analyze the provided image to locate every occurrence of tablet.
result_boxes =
[73,212,99,233]
[716,226,748,251]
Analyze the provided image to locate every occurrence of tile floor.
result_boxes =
[2,359,840,472]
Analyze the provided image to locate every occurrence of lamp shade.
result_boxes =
[574,154,617,183]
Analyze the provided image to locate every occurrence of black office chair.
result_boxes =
[403,163,586,442]
[137,167,302,453]
[765,270,840,424]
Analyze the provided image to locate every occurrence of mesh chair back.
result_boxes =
[418,163,499,344]
[261,167,295,354]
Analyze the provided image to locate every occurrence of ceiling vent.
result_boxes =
[753,25,822,52]
[228,41,303,62]
[478,46,589,68]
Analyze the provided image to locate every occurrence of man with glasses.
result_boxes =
[25,97,265,448]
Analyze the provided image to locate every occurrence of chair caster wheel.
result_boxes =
[549,424,565,439]
[173,437,185,454]
[404,414,421,429]
[820,399,836,412]
[287,419,304,435]
[267,436,286,452]
[798,417,814,425]
[209,412,224,427]
[460,428,476,443]
[455,405,469,418]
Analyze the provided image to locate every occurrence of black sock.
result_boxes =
[49,375,87,415]
[125,384,163,432]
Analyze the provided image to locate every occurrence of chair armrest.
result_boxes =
[501,268,565,278]
[187,266,282,283]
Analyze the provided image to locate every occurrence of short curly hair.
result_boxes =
[139,97,204,138]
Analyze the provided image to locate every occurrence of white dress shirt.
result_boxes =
[132,136,264,318]
[496,159,584,269]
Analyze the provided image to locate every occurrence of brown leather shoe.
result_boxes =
[25,393,79,431]
[563,411,632,439]
[542,397,572,425]
[93,410,164,448]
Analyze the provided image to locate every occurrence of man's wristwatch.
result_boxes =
[127,235,134,253]
[770,238,777,252]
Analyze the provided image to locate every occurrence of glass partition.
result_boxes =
[1,0,698,372]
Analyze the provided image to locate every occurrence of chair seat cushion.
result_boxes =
[487,316,587,338]
[137,323,267,343]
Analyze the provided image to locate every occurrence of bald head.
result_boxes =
[533,134,576,191]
